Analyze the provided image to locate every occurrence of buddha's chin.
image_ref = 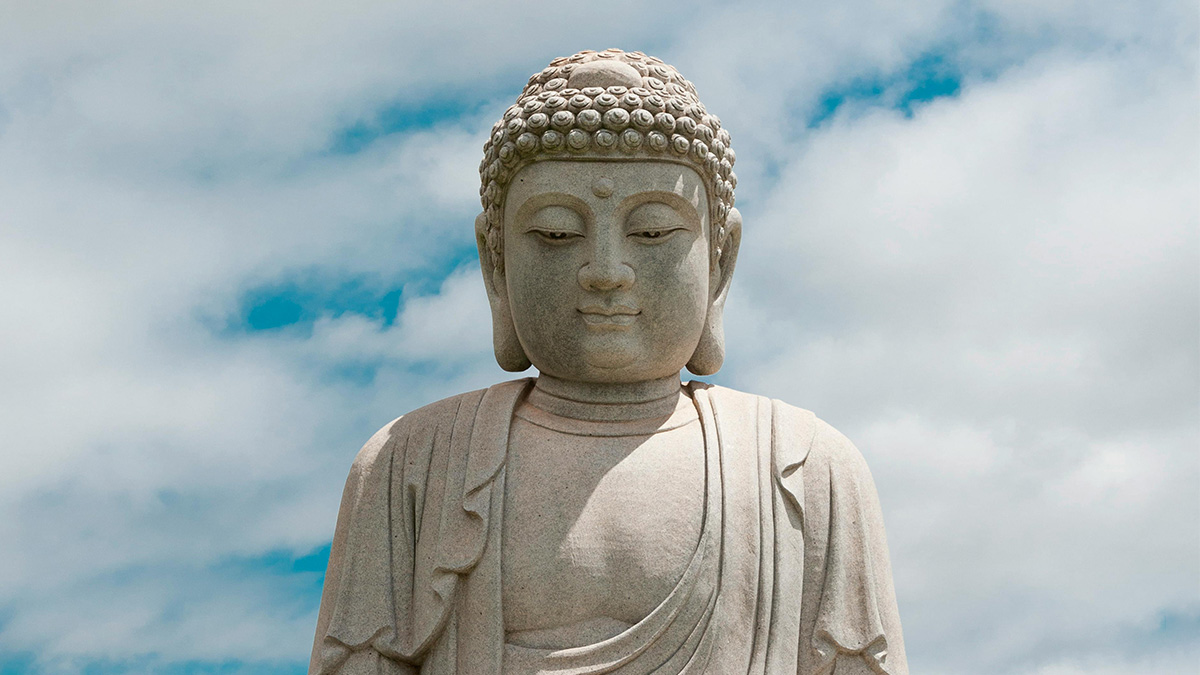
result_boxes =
[577,352,685,384]
[581,348,636,372]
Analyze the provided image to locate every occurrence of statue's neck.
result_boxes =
[531,373,684,422]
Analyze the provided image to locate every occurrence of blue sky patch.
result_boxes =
[227,252,477,336]
[0,653,37,675]
[328,95,489,155]
[233,276,398,334]
[808,51,963,127]
[1149,607,1200,648]
[4,656,306,675]
[214,546,330,587]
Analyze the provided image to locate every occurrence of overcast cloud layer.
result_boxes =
[0,2,1196,674]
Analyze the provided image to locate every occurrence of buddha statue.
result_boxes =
[310,49,907,675]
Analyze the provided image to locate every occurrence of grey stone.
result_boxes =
[311,48,907,675]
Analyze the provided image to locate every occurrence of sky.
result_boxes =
[0,1,1196,674]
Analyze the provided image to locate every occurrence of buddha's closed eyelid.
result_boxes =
[520,205,588,247]
[523,204,587,235]
[624,200,694,242]
[511,191,592,232]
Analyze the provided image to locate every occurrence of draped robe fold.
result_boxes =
[310,379,907,675]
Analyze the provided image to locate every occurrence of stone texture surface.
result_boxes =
[310,48,907,675]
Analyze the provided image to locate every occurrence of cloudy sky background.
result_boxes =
[0,1,1196,673]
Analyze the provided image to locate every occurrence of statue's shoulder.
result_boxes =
[701,383,872,478]
[349,378,535,474]
[349,387,491,471]
[804,415,874,482]
[398,387,492,428]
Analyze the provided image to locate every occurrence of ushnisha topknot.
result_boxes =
[479,48,737,272]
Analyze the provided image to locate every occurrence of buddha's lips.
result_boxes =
[578,306,640,326]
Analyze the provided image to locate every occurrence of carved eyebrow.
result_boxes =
[618,190,702,227]
[523,204,588,235]
[511,191,593,226]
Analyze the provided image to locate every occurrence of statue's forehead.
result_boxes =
[505,160,707,208]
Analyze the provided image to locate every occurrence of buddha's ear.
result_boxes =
[476,212,532,372]
[712,207,742,305]
[687,207,742,376]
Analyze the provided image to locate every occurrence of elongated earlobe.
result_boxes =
[476,213,531,372]
[687,208,742,376]
[686,308,726,376]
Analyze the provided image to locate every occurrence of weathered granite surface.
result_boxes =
[311,48,907,675]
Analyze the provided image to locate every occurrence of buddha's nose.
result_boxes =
[578,257,635,292]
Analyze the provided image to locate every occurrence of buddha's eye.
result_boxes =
[625,201,693,244]
[525,205,585,244]
[632,229,670,240]
[536,230,581,242]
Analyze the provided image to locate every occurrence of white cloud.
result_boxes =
[1027,645,1200,675]
[720,26,1197,674]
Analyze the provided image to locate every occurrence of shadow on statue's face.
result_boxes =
[498,160,713,384]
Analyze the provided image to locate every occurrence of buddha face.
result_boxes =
[484,160,738,383]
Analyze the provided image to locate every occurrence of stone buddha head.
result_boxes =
[475,49,741,383]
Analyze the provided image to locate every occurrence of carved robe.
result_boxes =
[310,379,907,674]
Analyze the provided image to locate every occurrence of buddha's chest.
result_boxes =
[501,419,705,634]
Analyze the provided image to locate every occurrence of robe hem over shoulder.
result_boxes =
[310,379,907,675]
